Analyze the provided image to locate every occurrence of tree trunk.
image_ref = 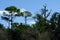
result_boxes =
[25,16,27,25]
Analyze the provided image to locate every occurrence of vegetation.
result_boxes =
[0,5,60,40]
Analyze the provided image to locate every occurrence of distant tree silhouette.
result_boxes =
[21,11,32,25]
[2,6,21,28]
[33,5,51,32]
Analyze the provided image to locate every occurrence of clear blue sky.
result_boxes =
[0,0,60,28]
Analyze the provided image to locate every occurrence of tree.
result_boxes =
[41,4,51,18]
[50,12,59,30]
[2,6,21,28]
[21,11,32,25]
[49,12,60,40]
[33,5,51,32]
[32,5,51,40]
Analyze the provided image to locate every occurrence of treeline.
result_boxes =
[0,5,60,40]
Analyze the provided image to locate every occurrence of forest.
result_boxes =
[0,5,60,40]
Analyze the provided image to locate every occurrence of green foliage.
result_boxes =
[21,11,32,25]
[21,11,32,17]
[2,6,21,29]
[5,6,17,12]
[1,5,60,40]
[33,5,51,32]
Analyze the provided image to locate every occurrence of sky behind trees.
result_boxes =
[0,0,60,28]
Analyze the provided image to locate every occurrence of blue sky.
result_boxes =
[0,0,60,28]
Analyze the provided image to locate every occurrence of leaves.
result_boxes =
[5,6,17,12]
[1,5,60,40]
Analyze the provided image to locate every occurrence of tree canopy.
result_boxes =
[0,5,60,40]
